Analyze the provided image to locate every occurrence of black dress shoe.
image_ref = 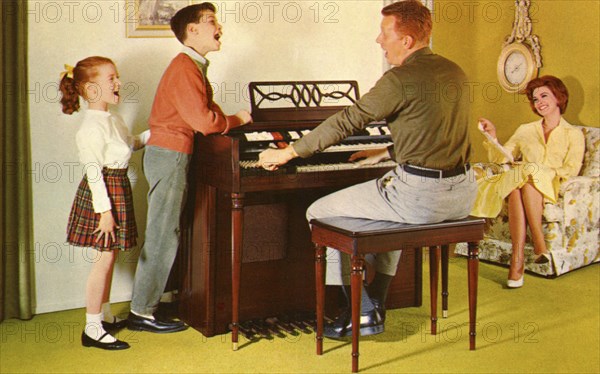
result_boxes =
[102,317,128,331]
[371,298,386,323]
[81,331,130,350]
[324,308,384,339]
[127,312,188,333]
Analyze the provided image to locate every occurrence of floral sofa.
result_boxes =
[456,125,600,277]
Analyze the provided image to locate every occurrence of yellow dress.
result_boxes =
[471,118,585,218]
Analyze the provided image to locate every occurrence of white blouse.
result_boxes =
[76,110,149,213]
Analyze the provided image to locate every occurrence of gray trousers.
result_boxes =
[306,165,477,285]
[131,146,191,315]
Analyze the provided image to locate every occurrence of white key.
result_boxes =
[239,160,259,168]
[297,160,396,172]
[259,132,274,141]
[245,132,259,141]
[366,127,380,136]
[322,141,393,153]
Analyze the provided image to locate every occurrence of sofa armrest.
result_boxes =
[559,176,599,197]
[558,175,600,228]
[542,176,598,223]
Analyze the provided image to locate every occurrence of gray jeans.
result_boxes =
[306,165,477,285]
[131,146,191,315]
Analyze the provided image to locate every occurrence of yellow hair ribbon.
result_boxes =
[60,64,75,81]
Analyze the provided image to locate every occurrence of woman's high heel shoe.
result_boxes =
[507,275,524,288]
[534,252,551,264]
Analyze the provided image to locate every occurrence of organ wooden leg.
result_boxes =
[231,192,245,351]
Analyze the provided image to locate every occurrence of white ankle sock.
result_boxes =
[102,302,123,323]
[85,312,116,343]
[131,310,155,320]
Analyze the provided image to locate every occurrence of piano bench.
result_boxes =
[310,216,485,373]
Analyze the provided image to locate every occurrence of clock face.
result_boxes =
[497,42,539,93]
[504,51,528,85]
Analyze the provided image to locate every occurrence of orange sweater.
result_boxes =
[147,53,242,154]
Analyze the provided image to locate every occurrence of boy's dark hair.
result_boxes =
[170,2,217,44]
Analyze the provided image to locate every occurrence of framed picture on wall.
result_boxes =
[126,0,193,38]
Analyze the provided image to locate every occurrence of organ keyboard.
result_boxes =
[234,123,394,174]
[179,81,422,341]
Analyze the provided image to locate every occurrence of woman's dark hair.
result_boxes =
[59,56,115,115]
[170,2,217,44]
[525,75,569,115]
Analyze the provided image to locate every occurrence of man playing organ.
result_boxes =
[258,0,477,338]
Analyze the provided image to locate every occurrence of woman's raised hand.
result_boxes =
[478,117,497,140]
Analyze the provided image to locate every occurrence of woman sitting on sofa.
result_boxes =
[472,75,585,288]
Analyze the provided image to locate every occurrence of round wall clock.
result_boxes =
[497,42,538,93]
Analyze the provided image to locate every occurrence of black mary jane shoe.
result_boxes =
[102,317,128,331]
[127,312,188,334]
[81,331,130,350]
[323,308,384,339]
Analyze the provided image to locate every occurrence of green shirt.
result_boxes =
[292,47,472,170]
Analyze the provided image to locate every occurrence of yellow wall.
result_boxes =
[433,0,599,161]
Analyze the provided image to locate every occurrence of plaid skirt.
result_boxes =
[67,168,137,251]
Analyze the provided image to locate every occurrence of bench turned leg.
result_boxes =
[429,246,440,335]
[467,241,479,350]
[441,245,449,318]
[315,245,326,356]
[351,255,365,373]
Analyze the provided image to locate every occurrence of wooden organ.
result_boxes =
[178,81,423,341]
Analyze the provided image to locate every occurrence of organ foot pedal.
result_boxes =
[228,312,333,342]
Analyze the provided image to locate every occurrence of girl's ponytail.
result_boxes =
[59,67,80,114]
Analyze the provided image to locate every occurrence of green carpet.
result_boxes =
[2,258,599,373]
